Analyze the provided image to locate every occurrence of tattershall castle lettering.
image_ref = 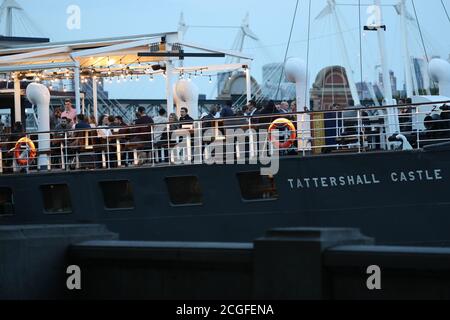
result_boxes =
[288,169,444,190]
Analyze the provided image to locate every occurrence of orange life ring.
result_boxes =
[268,118,297,149]
[14,137,37,166]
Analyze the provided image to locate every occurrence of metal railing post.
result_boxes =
[416,106,420,149]
[151,127,155,167]
[64,132,68,171]
[248,117,256,161]
[357,110,362,153]
[106,135,110,169]
[0,143,3,174]
[167,124,171,166]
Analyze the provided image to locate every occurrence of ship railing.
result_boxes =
[0,100,449,174]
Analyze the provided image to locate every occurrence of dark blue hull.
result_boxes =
[1,146,450,245]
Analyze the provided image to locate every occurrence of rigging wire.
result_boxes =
[358,0,363,86]
[411,0,429,62]
[275,0,300,100]
[304,0,312,110]
[411,0,437,91]
[441,0,450,24]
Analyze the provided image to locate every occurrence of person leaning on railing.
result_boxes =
[151,108,168,163]
[51,117,73,167]
[130,107,154,164]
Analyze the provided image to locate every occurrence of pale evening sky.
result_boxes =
[13,0,450,99]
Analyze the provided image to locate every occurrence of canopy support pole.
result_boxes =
[74,62,81,114]
[92,78,98,120]
[245,65,252,104]
[14,76,21,123]
[165,60,175,114]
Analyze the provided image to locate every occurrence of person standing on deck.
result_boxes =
[179,107,194,122]
[61,99,77,123]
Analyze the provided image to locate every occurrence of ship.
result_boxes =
[0,0,450,247]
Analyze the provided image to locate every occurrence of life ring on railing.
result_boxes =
[268,118,297,149]
[14,137,37,166]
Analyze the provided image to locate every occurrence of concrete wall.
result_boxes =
[69,241,253,300]
[3,225,450,300]
[324,245,450,300]
[0,224,117,300]
[70,228,373,300]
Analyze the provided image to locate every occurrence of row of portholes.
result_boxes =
[0,172,279,216]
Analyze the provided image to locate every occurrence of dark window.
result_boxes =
[100,180,134,210]
[165,176,203,206]
[0,188,14,216]
[41,184,72,214]
[237,172,278,201]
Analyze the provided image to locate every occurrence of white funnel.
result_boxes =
[26,83,50,170]
[429,58,450,98]
[285,57,309,111]
[174,79,199,119]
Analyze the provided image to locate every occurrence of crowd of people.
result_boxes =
[0,98,301,170]
[48,98,299,134]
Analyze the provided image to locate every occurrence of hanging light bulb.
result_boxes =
[136,76,140,82]
[194,71,197,79]
[150,74,154,81]
[209,75,212,83]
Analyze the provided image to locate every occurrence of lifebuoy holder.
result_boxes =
[14,137,37,166]
[268,118,297,149]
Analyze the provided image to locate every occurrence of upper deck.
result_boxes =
[0,100,449,175]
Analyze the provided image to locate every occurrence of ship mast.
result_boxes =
[398,0,414,98]
[374,0,400,135]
